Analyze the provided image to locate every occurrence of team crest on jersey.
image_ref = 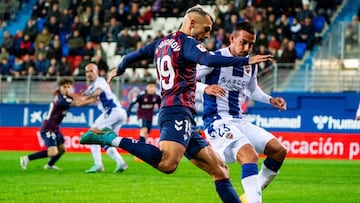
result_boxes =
[196,44,207,52]
[225,133,234,139]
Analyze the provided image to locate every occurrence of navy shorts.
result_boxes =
[139,118,153,133]
[40,131,65,148]
[158,106,208,160]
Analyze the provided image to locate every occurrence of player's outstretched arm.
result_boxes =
[107,68,117,83]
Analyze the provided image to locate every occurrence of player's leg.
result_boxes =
[105,108,128,172]
[45,132,66,170]
[204,119,261,203]
[259,138,287,190]
[20,131,55,170]
[239,120,287,190]
[187,134,241,203]
[80,107,190,174]
[138,118,149,143]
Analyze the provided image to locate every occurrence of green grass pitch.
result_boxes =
[0,151,359,203]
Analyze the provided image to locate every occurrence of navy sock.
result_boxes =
[119,138,162,168]
[242,163,258,179]
[264,157,283,172]
[28,150,48,161]
[48,152,63,166]
[215,179,241,203]
[139,136,146,143]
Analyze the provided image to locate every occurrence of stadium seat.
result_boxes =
[313,16,326,33]
[61,44,69,56]
[295,42,307,59]
[36,18,46,33]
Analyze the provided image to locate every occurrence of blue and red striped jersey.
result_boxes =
[40,93,72,133]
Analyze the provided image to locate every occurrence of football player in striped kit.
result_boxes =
[197,21,287,203]
[80,5,272,202]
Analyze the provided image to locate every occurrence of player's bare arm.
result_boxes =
[270,97,287,111]
[204,84,227,97]
[248,54,274,65]
[107,68,117,83]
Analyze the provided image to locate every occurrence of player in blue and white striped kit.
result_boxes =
[83,63,128,173]
[197,22,288,203]
[80,5,272,202]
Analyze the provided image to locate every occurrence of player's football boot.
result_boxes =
[44,164,62,170]
[20,156,29,170]
[80,128,117,147]
[114,163,128,173]
[240,193,248,203]
[85,164,104,173]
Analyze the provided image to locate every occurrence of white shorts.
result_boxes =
[204,117,274,163]
[91,107,127,134]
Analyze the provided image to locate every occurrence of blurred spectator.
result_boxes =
[10,55,25,79]
[57,56,72,76]
[32,0,48,19]
[92,3,105,24]
[19,34,34,56]
[83,41,95,58]
[116,28,135,55]
[255,45,272,76]
[224,14,238,33]
[268,35,281,51]
[34,53,50,76]
[22,54,35,75]
[275,14,291,41]
[2,31,14,54]
[253,14,264,33]
[35,41,48,59]
[104,17,122,42]
[92,55,109,77]
[44,58,57,80]
[290,17,302,41]
[47,2,61,20]
[34,27,51,49]
[68,29,85,56]
[71,15,85,38]
[59,8,72,33]
[254,32,268,52]
[345,15,359,51]
[23,17,38,42]
[0,58,10,75]
[296,3,314,23]
[0,46,10,61]
[297,17,315,50]
[278,40,297,69]
[45,15,60,37]
[263,13,277,38]
[47,39,62,61]
[138,6,153,26]
[315,0,336,24]
[89,19,104,43]
[79,5,92,37]
[125,3,141,28]
[75,55,91,77]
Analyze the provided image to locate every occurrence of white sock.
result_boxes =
[111,137,122,147]
[90,145,103,166]
[106,147,125,165]
[258,164,278,190]
[242,175,262,203]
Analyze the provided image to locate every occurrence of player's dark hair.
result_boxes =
[233,21,256,35]
[185,5,214,23]
[58,78,74,86]
[147,80,157,85]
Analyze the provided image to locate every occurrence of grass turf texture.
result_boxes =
[1,151,359,203]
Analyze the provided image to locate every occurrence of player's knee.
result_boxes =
[47,149,59,157]
[211,164,230,179]
[158,160,179,174]
[237,144,259,164]
[277,145,287,160]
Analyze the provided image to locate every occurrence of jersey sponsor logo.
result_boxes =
[196,44,207,52]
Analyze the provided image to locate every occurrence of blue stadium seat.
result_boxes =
[313,16,325,33]
[62,44,69,56]
[36,18,46,33]
[295,42,307,59]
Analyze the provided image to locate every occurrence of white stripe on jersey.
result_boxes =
[197,47,258,119]
[85,77,121,112]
